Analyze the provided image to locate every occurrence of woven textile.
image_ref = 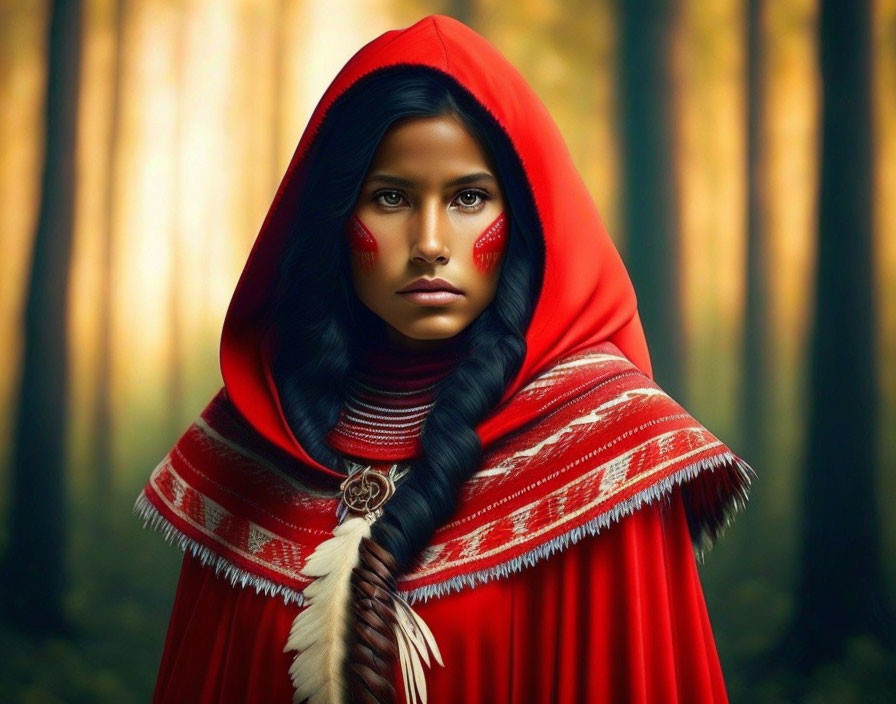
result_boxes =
[323,337,463,461]
[134,340,753,606]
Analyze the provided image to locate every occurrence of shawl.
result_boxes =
[135,340,752,606]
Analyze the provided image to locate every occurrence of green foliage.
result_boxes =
[0,481,180,703]
[724,635,896,704]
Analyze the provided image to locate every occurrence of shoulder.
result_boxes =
[395,343,755,604]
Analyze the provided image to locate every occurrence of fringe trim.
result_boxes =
[133,451,754,609]
[397,452,755,606]
[132,492,306,606]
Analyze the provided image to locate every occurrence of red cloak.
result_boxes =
[135,14,754,703]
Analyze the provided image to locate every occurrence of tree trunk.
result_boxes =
[741,0,772,469]
[617,0,684,398]
[167,0,186,440]
[772,0,895,673]
[90,0,125,511]
[1,0,83,635]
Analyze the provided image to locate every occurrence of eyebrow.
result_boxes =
[366,172,497,188]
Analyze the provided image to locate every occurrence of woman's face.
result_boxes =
[347,114,508,351]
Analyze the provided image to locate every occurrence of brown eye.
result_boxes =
[455,189,489,210]
[374,190,406,208]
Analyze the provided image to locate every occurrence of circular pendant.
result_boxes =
[339,467,395,515]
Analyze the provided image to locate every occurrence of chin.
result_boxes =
[399,327,466,341]
[391,319,471,343]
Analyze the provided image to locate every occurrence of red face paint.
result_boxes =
[473,211,508,275]
[345,214,378,270]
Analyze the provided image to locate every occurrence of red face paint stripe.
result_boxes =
[473,211,508,274]
[345,214,378,270]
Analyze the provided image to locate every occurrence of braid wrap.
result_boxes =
[345,536,401,703]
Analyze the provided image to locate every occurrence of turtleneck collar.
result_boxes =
[323,332,467,462]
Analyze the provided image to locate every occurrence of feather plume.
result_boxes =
[392,592,444,704]
[284,514,372,704]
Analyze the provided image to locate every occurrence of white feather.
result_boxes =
[284,515,372,704]
[394,617,418,704]
[392,593,444,704]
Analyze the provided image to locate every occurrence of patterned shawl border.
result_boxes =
[134,341,756,608]
[138,456,316,594]
[399,452,754,605]
[133,450,752,609]
[133,490,306,606]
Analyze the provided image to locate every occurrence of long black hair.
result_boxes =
[268,65,545,573]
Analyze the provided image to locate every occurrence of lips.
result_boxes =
[397,277,463,294]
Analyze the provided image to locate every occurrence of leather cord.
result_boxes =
[345,536,400,703]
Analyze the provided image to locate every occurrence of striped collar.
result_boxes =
[324,336,464,461]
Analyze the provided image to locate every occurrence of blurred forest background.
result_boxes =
[1,0,895,701]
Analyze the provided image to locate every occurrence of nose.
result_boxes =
[410,200,450,264]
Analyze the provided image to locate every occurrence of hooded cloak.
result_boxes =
[136,14,754,704]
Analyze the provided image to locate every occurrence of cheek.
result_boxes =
[472,212,508,275]
[345,215,379,271]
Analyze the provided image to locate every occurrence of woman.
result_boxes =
[135,15,754,704]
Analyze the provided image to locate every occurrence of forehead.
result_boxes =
[366,114,494,176]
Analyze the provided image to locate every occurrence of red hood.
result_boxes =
[220,14,652,478]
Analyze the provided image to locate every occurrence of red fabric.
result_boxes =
[153,487,728,703]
